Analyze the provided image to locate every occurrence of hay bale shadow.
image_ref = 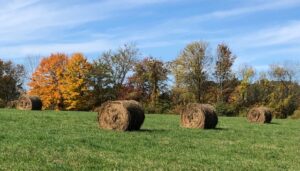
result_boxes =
[214,127,229,131]
[266,122,280,125]
[134,129,167,133]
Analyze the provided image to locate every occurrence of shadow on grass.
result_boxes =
[213,127,229,131]
[180,127,229,131]
[137,129,167,133]
[268,122,280,125]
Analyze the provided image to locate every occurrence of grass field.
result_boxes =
[0,109,299,170]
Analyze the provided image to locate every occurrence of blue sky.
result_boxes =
[1,0,300,72]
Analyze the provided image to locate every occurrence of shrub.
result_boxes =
[215,102,237,116]
[291,110,300,119]
[238,108,248,117]
[6,100,18,109]
[0,99,5,108]
[170,105,185,115]
[271,95,297,118]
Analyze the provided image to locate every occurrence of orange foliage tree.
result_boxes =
[28,53,68,110]
[62,53,92,110]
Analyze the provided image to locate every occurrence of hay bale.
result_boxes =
[247,107,272,123]
[97,100,145,131]
[6,100,18,108]
[181,103,218,129]
[93,106,102,113]
[17,96,42,110]
[0,99,5,108]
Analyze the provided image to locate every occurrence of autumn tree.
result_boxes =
[267,64,298,118]
[230,65,255,107]
[130,57,168,107]
[28,53,68,110]
[214,43,236,102]
[171,41,212,103]
[99,43,139,97]
[0,59,25,104]
[62,53,92,110]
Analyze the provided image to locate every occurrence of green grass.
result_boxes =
[0,109,299,170]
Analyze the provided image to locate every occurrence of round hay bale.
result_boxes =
[181,103,218,129]
[247,107,272,123]
[17,96,42,110]
[98,100,145,131]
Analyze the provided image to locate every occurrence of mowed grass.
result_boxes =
[0,109,299,170]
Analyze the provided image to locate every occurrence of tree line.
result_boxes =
[0,42,299,118]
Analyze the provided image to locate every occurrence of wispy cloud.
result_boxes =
[203,0,300,19]
[226,20,300,67]
[233,21,300,48]
[1,0,300,63]
[0,0,178,58]
[0,39,114,59]
[111,0,300,51]
[161,0,300,26]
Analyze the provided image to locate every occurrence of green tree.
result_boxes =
[0,59,25,104]
[171,41,212,103]
[89,58,114,107]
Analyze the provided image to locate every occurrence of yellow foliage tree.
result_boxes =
[62,53,92,110]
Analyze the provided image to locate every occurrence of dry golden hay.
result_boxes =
[17,96,42,110]
[247,107,272,123]
[97,100,145,131]
[181,103,218,129]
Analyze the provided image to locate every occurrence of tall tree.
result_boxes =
[100,43,139,96]
[214,43,236,102]
[62,53,92,110]
[89,59,113,107]
[171,41,212,103]
[267,64,298,118]
[0,59,25,104]
[28,53,68,110]
[130,57,168,106]
[269,64,294,98]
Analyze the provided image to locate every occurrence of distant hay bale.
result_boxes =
[181,103,218,129]
[0,99,5,108]
[247,107,272,123]
[97,100,145,131]
[6,100,18,108]
[93,106,102,113]
[17,96,42,110]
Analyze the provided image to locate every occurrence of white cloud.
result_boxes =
[0,39,116,59]
[239,21,300,47]
[0,0,173,43]
[1,0,300,60]
[0,0,178,58]
[207,0,300,18]
[165,0,300,25]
